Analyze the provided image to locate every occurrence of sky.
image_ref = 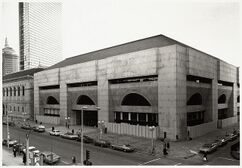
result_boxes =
[1,0,241,66]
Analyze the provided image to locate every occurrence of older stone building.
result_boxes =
[3,68,44,120]
[34,35,240,140]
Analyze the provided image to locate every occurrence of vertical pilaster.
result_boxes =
[98,60,109,122]
[34,74,40,120]
[232,83,238,117]
[59,81,67,125]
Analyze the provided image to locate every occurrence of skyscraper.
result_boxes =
[19,2,62,70]
[2,38,19,75]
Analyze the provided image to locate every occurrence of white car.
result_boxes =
[49,130,61,136]
[23,146,40,156]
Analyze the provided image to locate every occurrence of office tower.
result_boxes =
[19,2,62,70]
[2,38,19,75]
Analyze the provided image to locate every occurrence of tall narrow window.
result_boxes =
[3,88,5,96]
[6,88,8,96]
[14,87,16,96]
[22,86,25,96]
[10,88,12,96]
[18,86,20,96]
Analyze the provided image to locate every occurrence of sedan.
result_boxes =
[94,139,111,147]
[76,135,94,143]
[60,132,78,140]
[111,144,135,152]
[21,124,32,130]
[41,151,61,165]
[33,125,45,132]
[22,146,40,156]
[49,130,61,136]
[2,139,18,147]
[199,143,217,153]
[213,137,227,147]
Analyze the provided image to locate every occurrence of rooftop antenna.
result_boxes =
[5,37,9,47]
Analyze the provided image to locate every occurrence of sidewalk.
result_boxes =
[2,147,24,166]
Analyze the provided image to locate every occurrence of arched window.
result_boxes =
[187,93,202,105]
[77,95,95,105]
[121,93,151,106]
[18,86,20,96]
[10,88,12,96]
[3,88,5,96]
[14,87,16,96]
[47,96,59,104]
[237,96,240,103]
[6,88,8,96]
[218,94,226,104]
[22,86,25,96]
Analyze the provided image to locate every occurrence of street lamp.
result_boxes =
[65,116,70,129]
[149,126,155,154]
[98,120,105,140]
[6,111,12,148]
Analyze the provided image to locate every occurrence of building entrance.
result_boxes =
[76,110,98,127]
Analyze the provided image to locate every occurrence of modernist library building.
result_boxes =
[34,35,240,140]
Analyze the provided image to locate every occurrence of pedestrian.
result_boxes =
[163,147,168,156]
[52,126,54,132]
[72,156,76,164]
[67,124,69,129]
[13,147,16,157]
[66,122,67,127]
[23,153,26,165]
[72,129,74,134]
[166,142,170,149]
[203,153,207,161]
[40,122,42,125]
[35,120,37,124]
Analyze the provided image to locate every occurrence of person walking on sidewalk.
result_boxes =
[13,147,17,157]
[23,153,26,165]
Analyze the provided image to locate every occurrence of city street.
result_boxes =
[2,125,239,166]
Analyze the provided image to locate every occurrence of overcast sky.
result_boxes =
[1,0,241,66]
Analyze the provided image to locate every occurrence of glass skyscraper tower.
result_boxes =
[19,2,62,70]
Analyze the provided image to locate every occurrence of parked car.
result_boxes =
[2,120,15,126]
[21,124,32,130]
[94,139,111,147]
[22,146,40,156]
[41,151,61,165]
[76,135,94,143]
[213,137,227,147]
[13,143,25,153]
[111,144,135,152]
[49,130,62,136]
[33,125,45,132]
[60,132,78,140]
[2,139,18,147]
[199,143,217,153]
[227,133,238,141]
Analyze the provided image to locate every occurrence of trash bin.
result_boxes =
[104,127,107,134]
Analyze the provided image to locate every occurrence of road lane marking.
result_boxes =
[60,160,70,164]
[174,163,182,166]
[218,157,238,162]
[139,158,161,165]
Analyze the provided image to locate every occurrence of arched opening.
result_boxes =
[187,93,202,105]
[121,93,151,106]
[218,94,226,104]
[77,95,95,105]
[47,96,59,104]
[237,96,240,103]
[75,95,97,127]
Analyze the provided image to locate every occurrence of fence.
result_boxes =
[104,122,159,139]
[36,115,60,125]
[217,116,238,128]
[187,121,217,138]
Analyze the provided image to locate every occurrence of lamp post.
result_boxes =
[7,111,12,148]
[98,120,105,140]
[149,126,155,154]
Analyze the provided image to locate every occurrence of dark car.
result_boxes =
[2,139,18,147]
[111,144,135,152]
[76,135,94,143]
[60,132,78,140]
[224,133,237,142]
[2,120,15,126]
[213,137,227,147]
[94,139,111,147]
[41,151,61,165]
[199,143,217,153]
[33,125,45,132]
[21,124,32,130]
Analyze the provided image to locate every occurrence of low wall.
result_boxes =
[104,122,159,139]
[36,115,60,125]
[217,116,238,128]
[187,121,217,138]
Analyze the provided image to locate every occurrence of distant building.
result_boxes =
[3,68,44,121]
[34,35,240,140]
[2,38,19,75]
[19,2,62,70]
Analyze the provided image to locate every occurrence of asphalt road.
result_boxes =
[2,125,240,166]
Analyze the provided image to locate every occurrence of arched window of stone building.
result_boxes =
[237,96,240,103]
[218,94,226,104]
[22,86,25,96]
[14,87,16,96]
[18,86,21,96]
[121,93,151,106]
[187,93,202,105]
[47,96,59,104]
[3,88,5,96]
[6,88,8,96]
[77,95,95,105]
[10,87,12,96]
